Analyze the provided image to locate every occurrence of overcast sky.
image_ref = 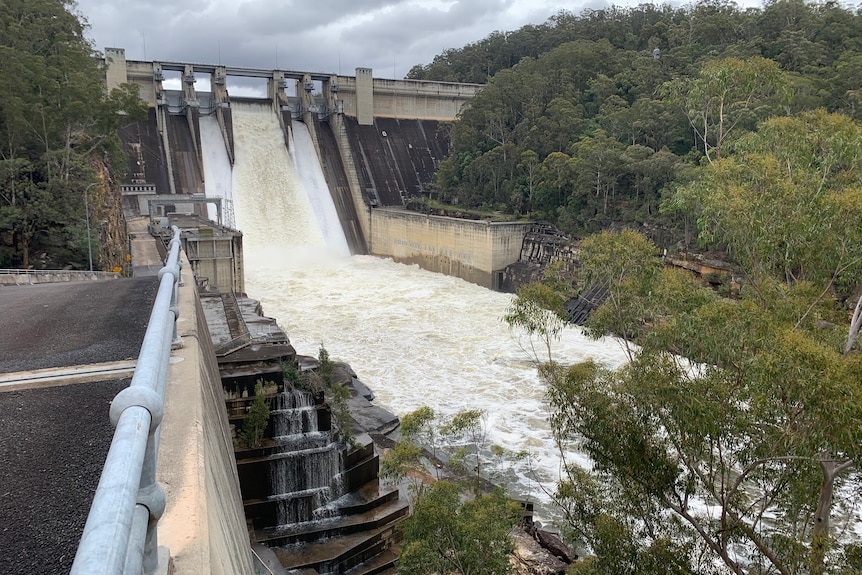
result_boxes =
[74,0,758,83]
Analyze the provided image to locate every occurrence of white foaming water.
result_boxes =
[206,102,631,520]
[200,115,233,223]
[290,121,350,256]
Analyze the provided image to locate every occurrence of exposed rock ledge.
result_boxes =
[511,524,578,574]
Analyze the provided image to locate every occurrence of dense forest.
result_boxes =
[408,0,862,250]
[0,0,145,270]
[416,5,862,574]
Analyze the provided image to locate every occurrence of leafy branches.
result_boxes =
[299,346,354,446]
[386,407,524,575]
[507,222,861,573]
[399,481,521,575]
[0,0,147,268]
[238,382,270,448]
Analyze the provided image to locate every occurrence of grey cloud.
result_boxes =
[236,0,398,35]
[77,0,604,79]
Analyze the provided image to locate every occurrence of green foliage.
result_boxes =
[281,362,301,387]
[301,346,354,446]
[0,0,147,269]
[379,440,425,486]
[693,111,862,293]
[661,57,789,164]
[547,302,862,574]
[503,86,862,561]
[239,382,270,448]
[504,261,575,363]
[414,1,862,245]
[505,222,862,573]
[399,481,522,575]
[381,407,438,486]
[439,409,490,492]
[382,406,524,494]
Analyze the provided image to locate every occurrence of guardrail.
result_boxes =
[70,226,183,575]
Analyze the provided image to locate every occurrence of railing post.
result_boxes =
[71,224,184,575]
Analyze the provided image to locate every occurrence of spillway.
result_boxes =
[202,103,630,520]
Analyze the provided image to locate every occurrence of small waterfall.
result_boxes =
[268,389,345,527]
[271,389,319,438]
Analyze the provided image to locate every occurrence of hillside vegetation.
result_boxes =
[0,0,146,270]
[409,0,862,249]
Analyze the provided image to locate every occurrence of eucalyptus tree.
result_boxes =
[0,0,146,268]
[382,407,523,575]
[506,111,862,574]
[661,57,789,164]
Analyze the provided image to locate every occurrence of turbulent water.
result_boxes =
[201,103,630,520]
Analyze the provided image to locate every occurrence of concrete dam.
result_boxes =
[107,49,530,291]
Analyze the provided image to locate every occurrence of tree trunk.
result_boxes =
[810,457,853,575]
[844,293,862,357]
[21,232,29,269]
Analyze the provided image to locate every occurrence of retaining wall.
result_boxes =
[369,208,529,289]
[157,252,254,575]
[0,271,121,286]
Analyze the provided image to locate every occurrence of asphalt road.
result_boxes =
[0,379,128,575]
[0,277,157,374]
[0,277,157,574]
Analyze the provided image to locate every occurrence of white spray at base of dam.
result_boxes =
[201,103,630,521]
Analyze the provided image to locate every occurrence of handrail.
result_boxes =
[71,226,183,575]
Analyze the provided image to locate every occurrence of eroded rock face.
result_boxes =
[510,527,569,575]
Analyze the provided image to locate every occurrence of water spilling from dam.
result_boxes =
[203,103,630,520]
[267,389,344,526]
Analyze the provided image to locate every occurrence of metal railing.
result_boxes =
[71,226,183,575]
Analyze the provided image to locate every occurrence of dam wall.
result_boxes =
[157,252,255,575]
[369,208,528,289]
[109,51,529,289]
[336,72,481,121]
[342,116,449,208]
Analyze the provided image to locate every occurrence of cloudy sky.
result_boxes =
[74,0,741,82]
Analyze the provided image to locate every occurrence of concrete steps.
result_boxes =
[256,492,408,547]
[343,548,399,575]
[273,524,404,575]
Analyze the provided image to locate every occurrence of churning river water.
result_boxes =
[200,103,630,520]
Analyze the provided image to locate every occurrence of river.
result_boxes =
[200,103,630,520]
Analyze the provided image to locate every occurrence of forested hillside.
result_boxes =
[410,0,862,249]
[0,0,145,270]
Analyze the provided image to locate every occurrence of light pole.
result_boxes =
[84,182,96,272]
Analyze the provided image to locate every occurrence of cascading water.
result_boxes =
[271,389,320,438]
[202,102,631,523]
[199,115,234,225]
[267,390,343,525]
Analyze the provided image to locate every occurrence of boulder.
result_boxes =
[535,528,578,563]
[510,527,568,575]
